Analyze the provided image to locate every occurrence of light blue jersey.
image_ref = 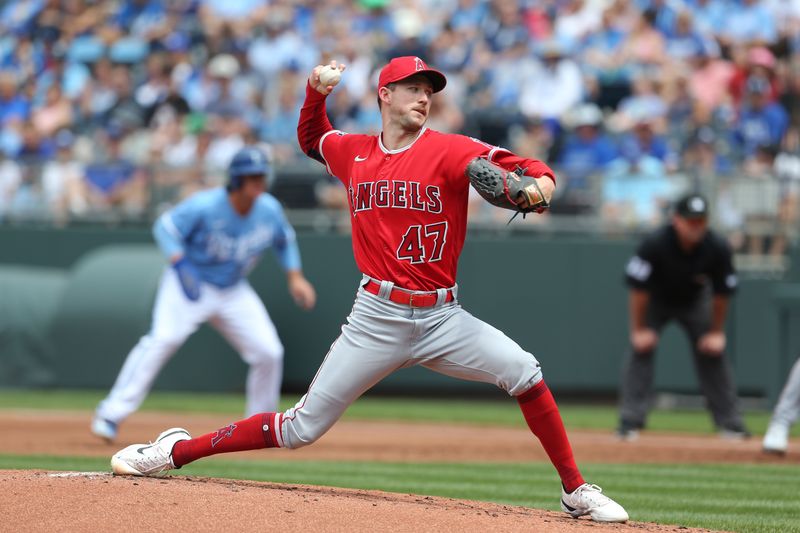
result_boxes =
[153,188,301,288]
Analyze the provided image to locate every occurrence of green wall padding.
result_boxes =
[0,226,796,400]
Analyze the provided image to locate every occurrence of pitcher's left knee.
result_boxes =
[502,354,543,397]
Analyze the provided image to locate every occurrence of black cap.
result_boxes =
[675,193,709,218]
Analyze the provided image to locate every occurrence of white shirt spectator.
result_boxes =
[554,0,603,47]
[0,158,21,216]
[41,159,88,216]
[519,58,584,121]
[204,134,244,179]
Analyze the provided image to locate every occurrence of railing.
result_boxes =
[0,159,795,275]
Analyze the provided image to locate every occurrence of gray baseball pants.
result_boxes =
[276,276,543,449]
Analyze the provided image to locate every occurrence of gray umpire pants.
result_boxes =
[619,291,745,430]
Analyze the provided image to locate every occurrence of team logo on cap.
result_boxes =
[415,57,425,71]
[689,197,705,212]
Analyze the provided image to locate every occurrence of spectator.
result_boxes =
[687,41,734,112]
[0,70,30,126]
[16,120,54,165]
[0,150,22,218]
[553,0,602,48]
[617,8,668,76]
[78,57,120,128]
[84,123,149,217]
[778,59,800,126]
[665,10,711,63]
[580,8,630,108]
[618,116,679,171]
[736,143,787,256]
[721,0,778,47]
[729,46,780,108]
[481,0,530,56]
[202,54,246,117]
[386,7,429,60]
[116,0,170,42]
[734,75,789,159]
[450,0,488,35]
[259,74,304,163]
[247,5,317,79]
[31,83,73,137]
[40,129,88,222]
[601,143,673,227]
[682,125,734,185]
[134,53,173,117]
[518,40,584,134]
[553,103,618,214]
[692,0,728,36]
[203,110,247,180]
[106,65,146,131]
[774,128,800,249]
[609,75,668,132]
[198,0,269,39]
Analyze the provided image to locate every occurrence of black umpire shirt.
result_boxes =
[624,225,738,306]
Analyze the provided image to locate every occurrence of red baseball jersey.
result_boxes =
[298,84,555,291]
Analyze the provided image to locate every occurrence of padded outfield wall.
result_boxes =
[0,225,797,402]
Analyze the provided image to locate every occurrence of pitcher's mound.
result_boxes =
[2,470,715,532]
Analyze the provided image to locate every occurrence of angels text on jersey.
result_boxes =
[348,179,442,214]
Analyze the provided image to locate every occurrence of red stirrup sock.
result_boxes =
[516,380,585,493]
[171,412,283,468]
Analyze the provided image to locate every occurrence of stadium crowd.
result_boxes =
[0,0,799,256]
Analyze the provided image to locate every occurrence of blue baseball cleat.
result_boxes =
[91,416,119,443]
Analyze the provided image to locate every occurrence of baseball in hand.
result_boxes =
[318,65,342,88]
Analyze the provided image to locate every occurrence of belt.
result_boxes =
[363,280,454,308]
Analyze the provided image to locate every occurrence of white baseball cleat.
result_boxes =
[111,427,191,477]
[91,417,118,443]
[762,423,789,455]
[561,483,629,523]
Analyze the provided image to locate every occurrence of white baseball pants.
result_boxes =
[771,356,800,427]
[277,276,543,449]
[96,269,284,423]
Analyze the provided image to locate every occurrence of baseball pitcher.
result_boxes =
[92,146,316,442]
[110,57,627,523]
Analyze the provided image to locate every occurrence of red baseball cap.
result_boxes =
[378,56,447,93]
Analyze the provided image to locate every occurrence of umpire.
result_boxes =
[617,193,749,440]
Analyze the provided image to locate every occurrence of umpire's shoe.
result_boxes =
[561,483,629,522]
[111,427,191,477]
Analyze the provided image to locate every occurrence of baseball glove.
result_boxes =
[465,158,550,217]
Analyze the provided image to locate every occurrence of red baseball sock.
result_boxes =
[516,380,585,493]
[171,412,283,468]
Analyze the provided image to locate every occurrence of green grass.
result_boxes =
[2,454,798,533]
[0,388,787,435]
[2,389,799,532]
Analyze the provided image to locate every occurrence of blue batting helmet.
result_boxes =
[227,146,270,191]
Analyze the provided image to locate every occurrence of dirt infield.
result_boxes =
[2,410,795,532]
[1,409,793,464]
[2,470,718,533]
